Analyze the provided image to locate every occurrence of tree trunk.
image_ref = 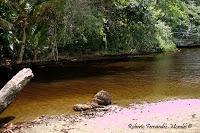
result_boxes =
[55,43,58,61]
[17,44,25,64]
[17,22,27,64]
[0,68,34,113]
[33,49,38,62]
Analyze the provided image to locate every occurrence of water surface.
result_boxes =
[1,48,200,122]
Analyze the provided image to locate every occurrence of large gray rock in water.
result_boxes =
[92,90,112,106]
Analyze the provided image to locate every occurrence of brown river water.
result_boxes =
[1,48,200,123]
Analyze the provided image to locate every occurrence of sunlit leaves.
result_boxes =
[0,0,199,61]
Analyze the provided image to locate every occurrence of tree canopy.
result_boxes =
[0,0,199,63]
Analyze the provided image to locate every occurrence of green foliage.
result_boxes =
[156,0,189,29]
[0,0,199,62]
[61,0,105,55]
[155,20,176,52]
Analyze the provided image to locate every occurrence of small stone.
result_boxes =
[192,114,196,118]
[73,104,92,111]
[3,123,13,129]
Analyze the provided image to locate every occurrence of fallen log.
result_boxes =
[0,68,34,113]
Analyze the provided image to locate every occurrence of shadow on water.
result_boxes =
[0,116,15,128]
[0,56,157,84]
[31,56,157,83]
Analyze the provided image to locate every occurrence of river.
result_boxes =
[1,48,200,123]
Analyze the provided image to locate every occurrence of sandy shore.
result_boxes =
[2,99,200,133]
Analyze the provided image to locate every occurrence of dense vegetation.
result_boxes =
[0,0,200,64]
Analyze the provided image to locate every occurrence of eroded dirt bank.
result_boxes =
[2,99,200,133]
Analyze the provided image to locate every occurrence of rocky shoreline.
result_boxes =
[1,99,200,133]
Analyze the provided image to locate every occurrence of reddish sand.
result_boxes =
[2,99,200,133]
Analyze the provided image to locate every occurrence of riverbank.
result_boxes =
[0,51,160,68]
[1,99,200,133]
[1,49,177,83]
[0,51,163,81]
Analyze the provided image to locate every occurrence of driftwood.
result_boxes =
[0,68,34,113]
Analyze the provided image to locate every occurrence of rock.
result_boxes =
[73,90,112,112]
[192,114,196,118]
[3,123,13,129]
[73,104,92,111]
[89,101,101,108]
[92,90,111,106]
